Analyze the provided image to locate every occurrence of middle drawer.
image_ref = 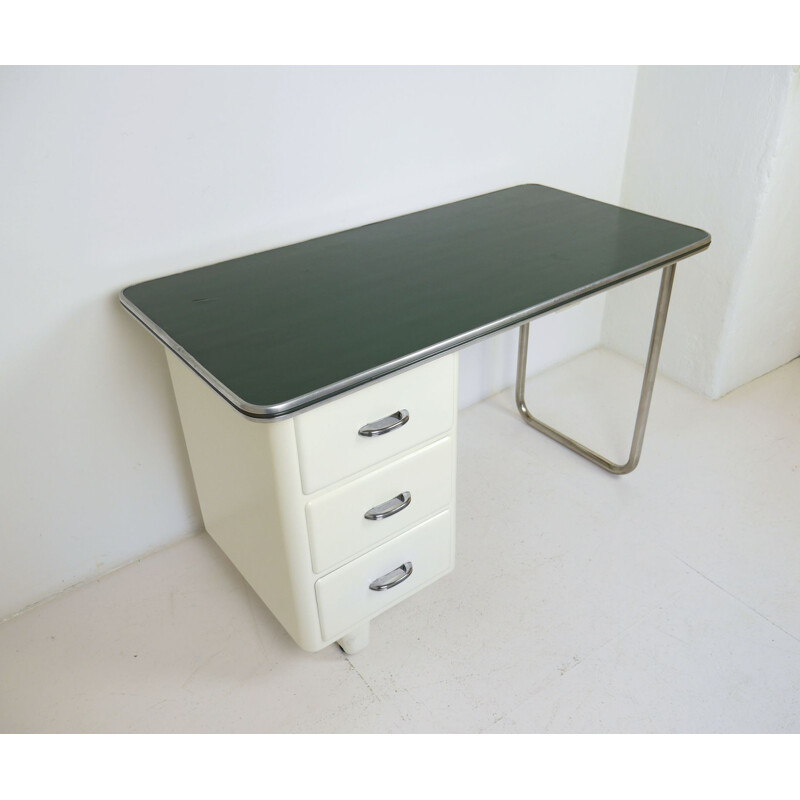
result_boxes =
[306,436,453,574]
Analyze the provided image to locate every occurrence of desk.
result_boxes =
[121,184,710,653]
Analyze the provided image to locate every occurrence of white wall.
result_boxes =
[714,68,800,396]
[602,66,798,399]
[0,66,637,619]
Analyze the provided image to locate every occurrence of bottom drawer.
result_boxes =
[315,510,454,642]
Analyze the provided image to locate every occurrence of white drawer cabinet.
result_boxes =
[166,350,458,654]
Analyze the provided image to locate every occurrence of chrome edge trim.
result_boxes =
[119,290,267,417]
[119,235,710,421]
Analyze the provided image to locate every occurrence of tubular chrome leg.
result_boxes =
[515,263,676,475]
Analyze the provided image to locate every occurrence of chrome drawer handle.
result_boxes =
[358,409,409,437]
[364,491,412,521]
[369,561,413,592]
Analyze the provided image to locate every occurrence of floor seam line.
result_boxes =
[673,555,800,645]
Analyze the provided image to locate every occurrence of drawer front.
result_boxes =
[306,437,453,573]
[315,510,454,642]
[294,355,457,494]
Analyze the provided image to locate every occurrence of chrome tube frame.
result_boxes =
[515,263,677,475]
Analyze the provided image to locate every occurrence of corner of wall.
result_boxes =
[601,66,796,400]
[711,68,800,398]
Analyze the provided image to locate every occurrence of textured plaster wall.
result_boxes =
[714,69,800,396]
[602,66,797,399]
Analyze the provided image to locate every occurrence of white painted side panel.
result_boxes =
[166,353,322,650]
[294,355,457,494]
[315,510,454,642]
[306,437,453,574]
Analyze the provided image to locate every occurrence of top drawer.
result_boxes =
[294,355,457,494]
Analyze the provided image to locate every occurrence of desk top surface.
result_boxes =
[121,184,710,419]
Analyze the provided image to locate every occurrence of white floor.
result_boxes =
[2,348,799,733]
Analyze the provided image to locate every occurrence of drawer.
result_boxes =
[294,355,456,494]
[315,510,454,642]
[306,437,453,573]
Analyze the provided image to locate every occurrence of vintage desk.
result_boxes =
[120,185,710,653]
